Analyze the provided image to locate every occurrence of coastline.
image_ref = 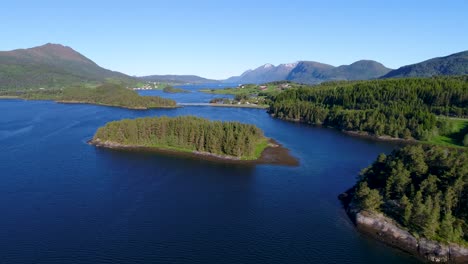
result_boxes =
[339,193,468,263]
[56,100,179,109]
[208,103,268,109]
[88,138,298,166]
[177,103,268,109]
[271,115,417,144]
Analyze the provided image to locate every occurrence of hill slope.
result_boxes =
[285,61,335,84]
[382,50,468,78]
[224,63,298,84]
[0,43,135,90]
[139,74,219,84]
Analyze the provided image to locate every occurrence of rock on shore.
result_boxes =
[353,209,468,263]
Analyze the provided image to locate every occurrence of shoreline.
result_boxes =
[272,115,418,144]
[88,138,298,166]
[56,100,179,109]
[208,103,268,109]
[339,193,468,263]
[177,103,268,109]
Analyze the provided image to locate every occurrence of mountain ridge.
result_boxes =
[382,50,468,78]
[224,60,391,84]
[0,43,134,90]
[1,44,467,90]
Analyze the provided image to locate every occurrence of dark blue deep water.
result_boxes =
[0,89,420,263]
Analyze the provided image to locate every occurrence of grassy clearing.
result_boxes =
[246,138,269,160]
[425,118,468,147]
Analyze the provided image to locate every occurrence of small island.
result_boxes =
[18,83,178,109]
[162,85,190,94]
[340,145,468,263]
[89,116,298,165]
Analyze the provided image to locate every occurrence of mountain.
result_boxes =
[139,75,219,84]
[224,60,391,85]
[285,61,335,84]
[224,63,298,84]
[382,50,468,78]
[0,43,135,90]
[323,60,392,81]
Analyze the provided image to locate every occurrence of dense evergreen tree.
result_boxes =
[353,145,468,244]
[92,116,268,159]
[269,76,468,140]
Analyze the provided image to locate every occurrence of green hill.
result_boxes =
[20,83,177,109]
[382,50,468,78]
[0,43,136,90]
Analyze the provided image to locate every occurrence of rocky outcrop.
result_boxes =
[353,210,468,263]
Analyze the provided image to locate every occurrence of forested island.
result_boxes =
[269,76,468,147]
[162,85,190,93]
[340,145,468,263]
[90,116,297,165]
[12,83,177,109]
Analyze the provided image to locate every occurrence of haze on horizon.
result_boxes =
[1,0,467,79]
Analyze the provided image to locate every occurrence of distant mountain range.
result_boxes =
[138,75,219,84]
[0,44,466,90]
[0,43,135,90]
[226,60,392,84]
[224,63,298,84]
[220,50,467,84]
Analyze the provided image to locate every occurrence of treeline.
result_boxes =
[21,83,177,109]
[93,116,267,159]
[269,76,468,141]
[353,145,467,244]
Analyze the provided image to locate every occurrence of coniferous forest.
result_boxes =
[352,145,468,244]
[92,116,268,160]
[269,76,468,142]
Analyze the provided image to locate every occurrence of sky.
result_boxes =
[1,0,467,79]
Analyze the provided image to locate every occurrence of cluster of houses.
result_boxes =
[237,83,292,91]
[130,82,160,91]
[132,86,154,91]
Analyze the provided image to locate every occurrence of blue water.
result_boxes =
[138,83,236,103]
[0,88,420,263]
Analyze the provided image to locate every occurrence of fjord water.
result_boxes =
[0,90,419,263]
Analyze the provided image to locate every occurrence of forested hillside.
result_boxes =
[21,83,177,109]
[92,116,268,160]
[269,76,468,144]
[0,43,136,90]
[351,145,468,244]
[382,50,468,78]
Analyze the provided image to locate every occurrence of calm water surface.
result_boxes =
[0,88,420,263]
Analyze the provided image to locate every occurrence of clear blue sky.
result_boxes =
[1,0,467,79]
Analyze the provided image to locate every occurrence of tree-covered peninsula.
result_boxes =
[20,83,177,109]
[269,76,468,146]
[341,145,468,262]
[90,116,271,160]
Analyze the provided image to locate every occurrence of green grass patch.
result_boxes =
[244,138,269,160]
[426,118,468,147]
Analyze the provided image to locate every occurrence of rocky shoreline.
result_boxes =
[89,138,298,166]
[339,194,468,263]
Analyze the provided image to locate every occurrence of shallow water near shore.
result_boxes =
[0,87,420,263]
